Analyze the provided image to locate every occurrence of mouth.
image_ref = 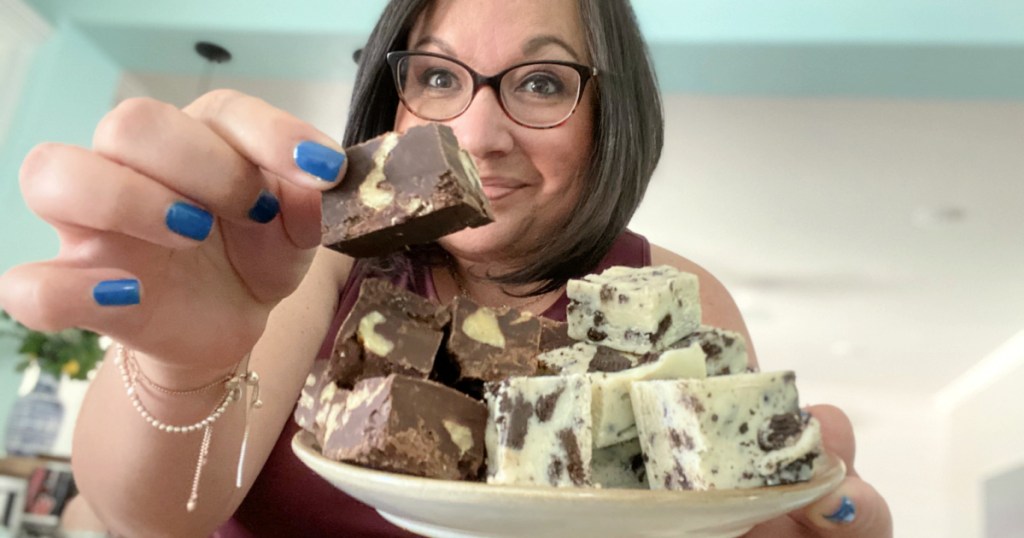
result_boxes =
[479,177,527,202]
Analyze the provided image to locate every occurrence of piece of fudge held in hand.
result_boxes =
[485,374,592,487]
[321,374,487,481]
[439,296,541,397]
[321,123,493,257]
[567,265,700,355]
[671,326,751,376]
[631,371,822,491]
[328,278,450,388]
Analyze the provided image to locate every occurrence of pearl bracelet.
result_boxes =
[114,344,262,512]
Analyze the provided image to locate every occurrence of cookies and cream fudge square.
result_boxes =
[672,325,751,376]
[485,374,592,487]
[590,341,707,448]
[631,371,822,491]
[566,265,701,355]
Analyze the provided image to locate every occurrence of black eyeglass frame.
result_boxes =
[386,50,599,130]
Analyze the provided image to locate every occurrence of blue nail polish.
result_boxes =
[93,279,140,306]
[166,201,213,241]
[825,496,856,524]
[294,141,345,182]
[248,189,280,223]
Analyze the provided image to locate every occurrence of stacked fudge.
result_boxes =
[295,266,822,491]
[298,122,821,490]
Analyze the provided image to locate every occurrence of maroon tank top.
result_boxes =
[214,230,651,537]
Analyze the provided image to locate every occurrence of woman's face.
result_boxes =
[395,0,595,267]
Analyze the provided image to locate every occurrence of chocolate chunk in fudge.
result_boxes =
[328,278,450,388]
[321,123,493,257]
[539,317,575,353]
[439,296,541,395]
[321,374,488,481]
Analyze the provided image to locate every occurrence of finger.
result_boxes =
[92,97,282,224]
[806,404,857,476]
[20,143,223,247]
[792,475,893,537]
[183,89,348,189]
[0,262,144,334]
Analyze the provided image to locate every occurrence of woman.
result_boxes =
[0,0,891,536]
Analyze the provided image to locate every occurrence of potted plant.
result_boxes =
[1,311,104,456]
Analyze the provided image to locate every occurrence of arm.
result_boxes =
[72,247,352,537]
[0,90,352,537]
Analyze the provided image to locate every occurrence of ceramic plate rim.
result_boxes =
[291,430,846,505]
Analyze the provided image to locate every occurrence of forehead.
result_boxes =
[408,0,589,65]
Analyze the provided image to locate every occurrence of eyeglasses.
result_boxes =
[386,51,598,130]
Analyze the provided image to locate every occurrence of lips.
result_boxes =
[479,177,528,202]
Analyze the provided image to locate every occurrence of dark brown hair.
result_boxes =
[344,0,663,294]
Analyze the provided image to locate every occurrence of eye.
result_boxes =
[420,68,459,90]
[516,71,566,96]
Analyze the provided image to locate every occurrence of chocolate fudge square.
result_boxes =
[321,123,493,257]
[329,278,450,388]
[321,374,488,481]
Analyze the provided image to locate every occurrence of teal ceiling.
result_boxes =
[25,0,1024,99]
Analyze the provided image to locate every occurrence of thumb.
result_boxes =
[792,475,893,537]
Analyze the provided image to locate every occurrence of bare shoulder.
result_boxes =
[649,243,758,365]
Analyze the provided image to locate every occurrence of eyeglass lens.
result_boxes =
[395,54,583,128]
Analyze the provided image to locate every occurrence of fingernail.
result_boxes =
[248,189,280,223]
[824,495,856,524]
[294,141,345,182]
[166,201,213,241]
[93,279,140,306]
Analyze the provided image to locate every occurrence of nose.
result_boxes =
[446,86,515,160]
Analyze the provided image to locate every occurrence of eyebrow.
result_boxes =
[522,35,582,62]
[410,35,583,63]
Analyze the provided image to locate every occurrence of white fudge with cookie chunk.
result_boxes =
[590,341,707,448]
[671,325,751,376]
[485,374,592,487]
[631,371,822,490]
[566,265,701,355]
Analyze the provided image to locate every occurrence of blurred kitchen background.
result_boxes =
[1,1,1022,536]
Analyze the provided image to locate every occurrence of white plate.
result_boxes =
[292,431,845,538]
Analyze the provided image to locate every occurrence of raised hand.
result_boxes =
[0,90,346,378]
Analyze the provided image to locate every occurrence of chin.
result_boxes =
[439,221,526,263]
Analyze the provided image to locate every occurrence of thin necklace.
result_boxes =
[446,263,556,312]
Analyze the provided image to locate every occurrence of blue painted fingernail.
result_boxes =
[294,141,345,182]
[824,496,856,524]
[248,189,280,223]
[93,279,140,306]
[166,201,213,241]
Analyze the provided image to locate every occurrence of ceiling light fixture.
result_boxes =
[194,41,232,96]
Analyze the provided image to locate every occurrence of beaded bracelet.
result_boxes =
[114,344,262,512]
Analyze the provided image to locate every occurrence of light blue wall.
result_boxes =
[0,22,122,443]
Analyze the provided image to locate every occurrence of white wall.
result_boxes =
[944,357,1024,537]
